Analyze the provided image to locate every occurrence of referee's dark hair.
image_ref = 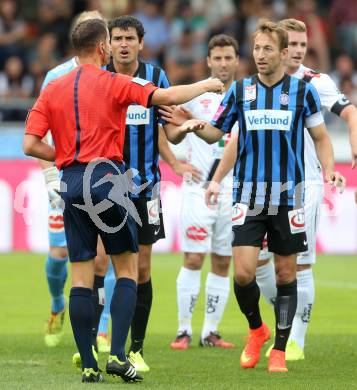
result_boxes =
[71,19,108,55]
[253,19,288,51]
[108,15,145,42]
[208,34,239,57]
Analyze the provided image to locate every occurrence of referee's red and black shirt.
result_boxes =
[25,64,158,170]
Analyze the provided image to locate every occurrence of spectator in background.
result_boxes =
[86,0,131,18]
[330,0,357,63]
[28,33,60,77]
[340,77,357,106]
[0,0,27,68]
[0,55,34,120]
[37,0,73,58]
[293,0,331,72]
[191,0,236,36]
[170,1,208,58]
[330,54,357,88]
[165,26,206,84]
[134,0,170,66]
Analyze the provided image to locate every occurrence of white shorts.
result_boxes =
[180,188,232,256]
[296,182,323,265]
[257,183,324,264]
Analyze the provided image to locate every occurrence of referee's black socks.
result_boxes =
[273,280,297,351]
[69,287,98,371]
[130,278,153,355]
[234,278,263,329]
[110,278,137,361]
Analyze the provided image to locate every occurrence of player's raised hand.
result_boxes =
[177,119,207,134]
[158,105,193,126]
[200,78,225,94]
[172,161,202,183]
[325,171,346,193]
[205,180,221,207]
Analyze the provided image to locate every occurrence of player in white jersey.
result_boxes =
[39,11,109,349]
[206,19,355,361]
[160,35,239,349]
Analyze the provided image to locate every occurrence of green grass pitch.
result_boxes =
[0,252,356,389]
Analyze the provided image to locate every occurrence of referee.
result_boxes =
[23,19,223,383]
[175,20,343,373]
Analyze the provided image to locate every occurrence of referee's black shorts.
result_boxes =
[61,161,138,262]
[132,196,165,245]
[232,204,307,256]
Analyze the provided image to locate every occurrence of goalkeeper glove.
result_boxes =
[43,166,62,208]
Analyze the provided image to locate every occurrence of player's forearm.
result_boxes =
[151,79,223,106]
[341,105,357,160]
[163,122,187,144]
[23,134,55,162]
[314,134,335,176]
[158,126,178,166]
[212,136,237,183]
[195,123,224,144]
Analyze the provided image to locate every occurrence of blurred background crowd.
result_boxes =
[0,0,357,121]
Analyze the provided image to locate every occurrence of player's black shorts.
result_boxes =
[231,205,307,256]
[132,196,165,245]
[61,161,138,262]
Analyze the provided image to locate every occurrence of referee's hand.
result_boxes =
[325,171,346,193]
[201,78,225,94]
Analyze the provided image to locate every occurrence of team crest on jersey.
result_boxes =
[244,84,256,102]
[279,93,290,105]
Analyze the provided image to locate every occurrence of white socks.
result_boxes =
[289,268,314,349]
[176,267,201,335]
[201,272,230,339]
[176,268,230,338]
[255,260,277,305]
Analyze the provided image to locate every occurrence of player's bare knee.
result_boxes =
[211,254,230,276]
[49,246,68,259]
[234,269,255,286]
[275,267,296,284]
[94,254,109,276]
[184,252,204,270]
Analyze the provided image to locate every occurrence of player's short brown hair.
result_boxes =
[208,34,239,56]
[71,19,108,55]
[253,20,288,51]
[278,18,307,33]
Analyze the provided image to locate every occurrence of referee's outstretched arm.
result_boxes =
[150,78,224,106]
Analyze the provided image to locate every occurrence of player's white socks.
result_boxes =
[289,268,314,350]
[255,260,277,305]
[176,267,201,336]
[201,272,230,339]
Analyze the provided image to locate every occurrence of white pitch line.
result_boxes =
[315,279,357,290]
